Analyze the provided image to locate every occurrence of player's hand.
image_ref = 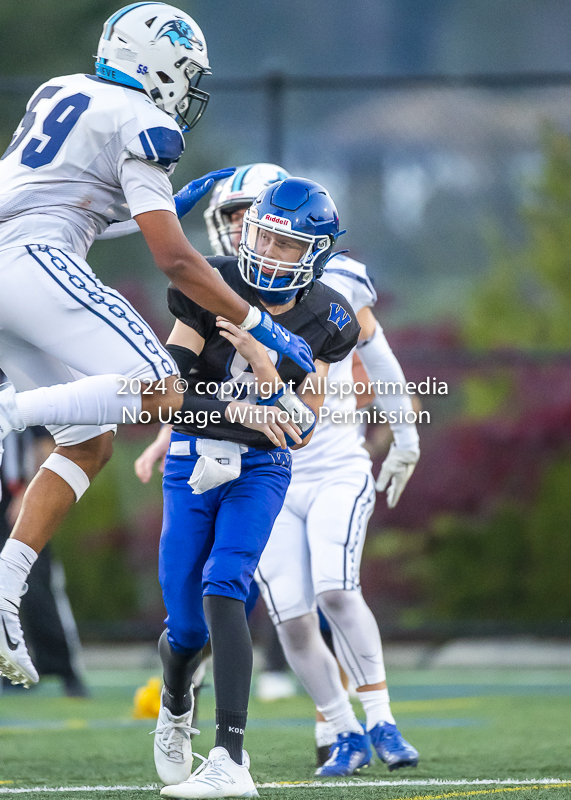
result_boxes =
[249,312,315,373]
[174,167,236,218]
[225,402,302,449]
[216,317,269,366]
[375,444,419,508]
[134,432,171,483]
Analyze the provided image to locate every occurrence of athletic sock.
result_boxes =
[316,694,363,736]
[315,720,336,747]
[0,539,38,600]
[215,708,247,764]
[359,688,395,728]
[15,374,141,427]
[203,595,253,764]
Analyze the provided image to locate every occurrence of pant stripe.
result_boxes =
[53,247,174,367]
[26,246,172,381]
[256,566,282,625]
[342,475,370,591]
[348,481,376,589]
[323,606,368,687]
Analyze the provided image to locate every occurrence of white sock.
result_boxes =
[0,539,38,600]
[315,720,336,748]
[316,694,363,736]
[359,688,395,729]
[15,375,142,427]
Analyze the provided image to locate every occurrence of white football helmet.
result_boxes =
[204,163,290,256]
[95,3,211,130]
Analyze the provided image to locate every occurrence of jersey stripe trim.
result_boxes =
[25,246,170,382]
[139,130,155,160]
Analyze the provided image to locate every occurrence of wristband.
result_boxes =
[239,305,262,331]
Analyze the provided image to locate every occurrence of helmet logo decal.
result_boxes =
[262,214,290,228]
[155,19,204,51]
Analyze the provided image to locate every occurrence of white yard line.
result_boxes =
[0,778,568,793]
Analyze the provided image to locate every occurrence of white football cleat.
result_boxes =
[153,687,199,785]
[0,596,39,688]
[160,747,259,798]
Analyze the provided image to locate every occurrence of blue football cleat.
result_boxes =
[368,722,419,771]
[315,731,372,777]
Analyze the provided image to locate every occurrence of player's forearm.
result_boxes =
[160,250,250,324]
[135,209,251,325]
[249,354,283,396]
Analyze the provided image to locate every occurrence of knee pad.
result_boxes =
[41,453,90,502]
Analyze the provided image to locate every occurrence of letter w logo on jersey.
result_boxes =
[328,303,351,330]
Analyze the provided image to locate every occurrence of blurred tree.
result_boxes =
[0,1,115,77]
[465,127,571,351]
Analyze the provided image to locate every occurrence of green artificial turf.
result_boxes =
[0,668,570,799]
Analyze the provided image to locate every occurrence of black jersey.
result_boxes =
[167,257,360,448]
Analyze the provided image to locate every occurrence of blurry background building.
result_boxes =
[1,0,571,642]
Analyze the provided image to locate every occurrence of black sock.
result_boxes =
[158,629,202,716]
[215,709,248,765]
[203,595,253,764]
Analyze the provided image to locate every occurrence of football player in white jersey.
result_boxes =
[0,5,314,690]
[136,164,420,778]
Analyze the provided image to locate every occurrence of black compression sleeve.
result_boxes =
[180,393,230,418]
[166,344,199,377]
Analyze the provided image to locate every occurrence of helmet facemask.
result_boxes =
[239,210,332,304]
[155,58,209,131]
[209,202,250,256]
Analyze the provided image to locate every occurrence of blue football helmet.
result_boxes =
[238,178,341,304]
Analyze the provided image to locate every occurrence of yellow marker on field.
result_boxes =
[133,676,162,719]
[387,781,571,800]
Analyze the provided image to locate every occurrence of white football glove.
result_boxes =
[375,444,420,508]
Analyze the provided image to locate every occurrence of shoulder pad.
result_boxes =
[321,254,377,309]
[127,125,185,171]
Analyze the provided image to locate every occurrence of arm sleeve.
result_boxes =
[95,219,141,240]
[357,322,419,451]
[167,286,215,340]
[120,157,176,218]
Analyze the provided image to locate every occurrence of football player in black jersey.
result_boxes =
[153,178,360,798]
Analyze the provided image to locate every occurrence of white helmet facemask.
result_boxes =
[239,208,323,295]
[96,3,211,130]
[204,163,291,256]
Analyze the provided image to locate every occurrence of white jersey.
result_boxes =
[292,254,377,477]
[0,74,181,259]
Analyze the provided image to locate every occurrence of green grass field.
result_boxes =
[0,667,570,800]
